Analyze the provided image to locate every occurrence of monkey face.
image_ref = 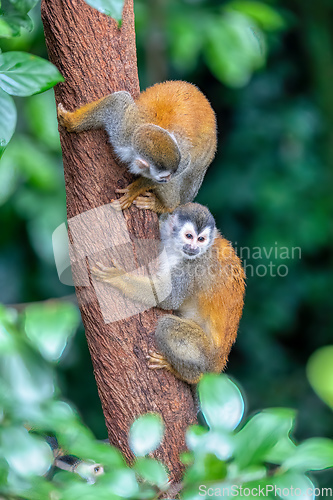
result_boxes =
[131,157,173,184]
[132,124,181,183]
[160,203,216,260]
[179,222,212,259]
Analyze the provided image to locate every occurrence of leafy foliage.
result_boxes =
[0,303,332,498]
[129,413,164,457]
[0,2,63,157]
[307,346,333,411]
[0,0,39,37]
[0,51,63,96]
[0,0,332,494]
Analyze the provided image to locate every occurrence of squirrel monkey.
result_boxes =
[92,203,245,383]
[57,81,217,213]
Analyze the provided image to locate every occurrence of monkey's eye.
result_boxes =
[198,236,205,242]
[185,233,193,239]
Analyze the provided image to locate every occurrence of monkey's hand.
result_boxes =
[147,350,176,375]
[57,103,76,131]
[133,192,174,214]
[91,261,125,284]
[92,261,157,305]
[133,192,157,210]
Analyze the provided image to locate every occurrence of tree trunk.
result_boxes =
[41,0,196,481]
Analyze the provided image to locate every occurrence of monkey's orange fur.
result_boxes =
[58,98,106,131]
[58,81,217,213]
[59,81,216,164]
[197,236,245,372]
[136,81,216,160]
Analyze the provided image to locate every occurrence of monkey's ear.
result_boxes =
[166,213,179,233]
[133,124,181,172]
[134,158,150,170]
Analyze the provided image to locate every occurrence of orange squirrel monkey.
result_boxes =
[92,203,245,383]
[58,81,217,213]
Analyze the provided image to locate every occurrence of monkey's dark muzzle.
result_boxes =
[183,245,200,256]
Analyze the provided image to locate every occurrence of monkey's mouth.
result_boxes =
[156,173,172,183]
[156,177,172,184]
[182,248,200,258]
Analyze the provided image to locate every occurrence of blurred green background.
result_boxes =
[0,0,332,488]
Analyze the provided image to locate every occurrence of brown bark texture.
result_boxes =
[41,0,196,481]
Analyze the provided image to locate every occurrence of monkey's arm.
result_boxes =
[57,91,135,134]
[92,262,173,307]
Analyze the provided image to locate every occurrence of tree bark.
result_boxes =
[41,0,196,481]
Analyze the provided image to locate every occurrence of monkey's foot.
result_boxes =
[134,193,174,214]
[133,192,157,210]
[112,189,133,211]
[147,350,175,374]
[91,261,124,283]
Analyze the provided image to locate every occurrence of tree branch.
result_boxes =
[41,0,196,481]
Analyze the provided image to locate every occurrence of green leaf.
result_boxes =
[231,465,267,484]
[0,51,64,96]
[105,468,139,497]
[1,346,55,407]
[134,457,169,488]
[263,472,315,500]
[83,0,124,21]
[264,436,297,464]
[0,87,16,157]
[34,400,77,431]
[1,0,39,16]
[184,453,227,484]
[0,17,14,37]
[307,345,333,410]
[129,413,164,457]
[24,302,80,362]
[0,0,38,37]
[0,12,33,36]
[186,425,233,460]
[170,17,203,72]
[282,438,333,471]
[1,427,53,477]
[71,440,125,470]
[199,374,244,430]
[204,12,265,88]
[234,408,296,469]
[227,1,286,31]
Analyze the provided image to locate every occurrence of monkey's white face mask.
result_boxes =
[160,214,215,261]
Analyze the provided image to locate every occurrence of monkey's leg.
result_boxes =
[57,91,134,132]
[153,315,214,384]
[133,192,174,214]
[113,177,154,211]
